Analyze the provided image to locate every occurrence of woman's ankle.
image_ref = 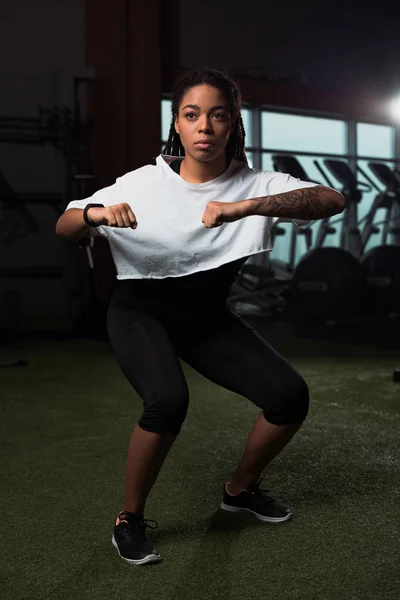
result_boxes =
[119,508,144,518]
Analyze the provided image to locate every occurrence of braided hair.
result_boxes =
[163,67,248,165]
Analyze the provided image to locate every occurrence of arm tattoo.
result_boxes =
[249,186,345,220]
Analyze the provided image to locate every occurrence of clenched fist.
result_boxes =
[201,200,249,228]
[87,203,138,229]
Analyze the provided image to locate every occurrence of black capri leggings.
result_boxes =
[106,291,309,436]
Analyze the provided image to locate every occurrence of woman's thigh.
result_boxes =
[107,303,190,434]
[175,312,309,425]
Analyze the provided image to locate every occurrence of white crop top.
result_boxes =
[65,154,318,279]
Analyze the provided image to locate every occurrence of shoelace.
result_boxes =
[247,478,274,504]
[117,512,159,533]
[138,519,158,530]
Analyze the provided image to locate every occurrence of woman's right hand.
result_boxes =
[87,203,138,229]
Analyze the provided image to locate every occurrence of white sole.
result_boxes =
[220,501,293,523]
[112,535,162,565]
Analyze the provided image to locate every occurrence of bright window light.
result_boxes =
[389,96,400,122]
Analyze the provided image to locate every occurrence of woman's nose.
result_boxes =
[198,116,213,132]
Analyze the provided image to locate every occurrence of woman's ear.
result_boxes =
[174,118,180,135]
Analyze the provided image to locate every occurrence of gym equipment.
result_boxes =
[0,168,41,246]
[270,155,314,272]
[229,223,291,317]
[272,156,341,253]
[288,159,369,321]
[0,77,103,335]
[356,162,400,314]
[291,246,364,320]
[228,155,318,317]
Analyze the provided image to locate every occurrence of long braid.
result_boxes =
[164,122,184,156]
[162,68,248,165]
[226,113,247,164]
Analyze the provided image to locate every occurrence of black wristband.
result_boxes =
[83,203,105,226]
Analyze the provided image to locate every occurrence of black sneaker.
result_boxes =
[112,511,162,565]
[220,477,293,523]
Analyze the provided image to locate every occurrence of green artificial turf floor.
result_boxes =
[1,321,399,600]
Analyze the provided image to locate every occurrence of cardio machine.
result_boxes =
[356,162,400,315]
[228,156,315,316]
[287,158,370,321]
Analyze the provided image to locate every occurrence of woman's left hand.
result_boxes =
[201,200,249,228]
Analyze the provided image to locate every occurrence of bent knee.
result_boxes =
[263,376,310,426]
[139,389,189,435]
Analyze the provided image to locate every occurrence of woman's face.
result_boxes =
[174,84,233,163]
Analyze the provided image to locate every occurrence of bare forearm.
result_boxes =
[244,185,346,220]
[55,208,91,240]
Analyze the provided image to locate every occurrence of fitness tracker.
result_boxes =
[83,203,105,226]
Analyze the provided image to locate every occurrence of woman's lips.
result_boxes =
[195,142,214,149]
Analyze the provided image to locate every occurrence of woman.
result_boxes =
[56,67,345,566]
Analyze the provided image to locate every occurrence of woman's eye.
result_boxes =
[213,113,223,119]
[186,113,197,119]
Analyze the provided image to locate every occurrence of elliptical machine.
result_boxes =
[271,155,315,272]
[228,155,315,316]
[288,159,369,321]
[228,221,291,317]
[356,162,400,315]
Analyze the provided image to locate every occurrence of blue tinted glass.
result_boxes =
[262,112,346,154]
[161,99,172,142]
[242,109,252,147]
[356,123,394,159]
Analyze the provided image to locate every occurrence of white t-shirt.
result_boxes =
[65,154,318,279]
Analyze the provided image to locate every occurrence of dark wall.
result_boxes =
[0,0,90,329]
[178,0,400,97]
